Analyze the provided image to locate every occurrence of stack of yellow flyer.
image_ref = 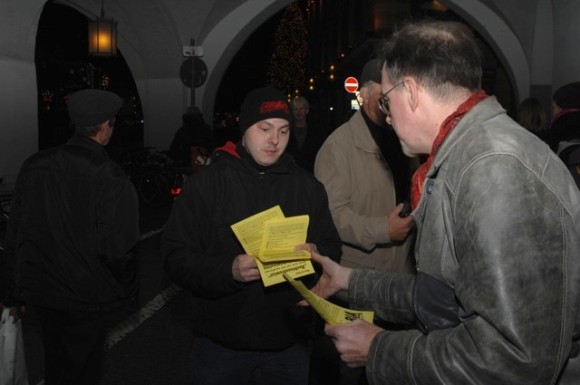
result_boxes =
[231,205,315,286]
[283,273,374,325]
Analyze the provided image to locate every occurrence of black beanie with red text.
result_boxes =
[239,86,291,133]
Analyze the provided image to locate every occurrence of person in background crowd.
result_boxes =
[0,89,140,385]
[539,81,580,152]
[287,96,326,173]
[541,81,580,189]
[163,86,342,385]
[315,58,416,275]
[303,20,580,385]
[517,96,548,134]
[314,58,417,385]
[169,106,214,171]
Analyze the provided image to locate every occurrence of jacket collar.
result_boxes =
[429,96,505,177]
[214,140,293,174]
[66,133,108,157]
[350,110,381,154]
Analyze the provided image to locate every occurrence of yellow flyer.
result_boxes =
[231,206,314,287]
[256,259,315,287]
[283,273,374,325]
[258,215,311,262]
[231,205,285,255]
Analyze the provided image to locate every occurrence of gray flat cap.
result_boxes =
[68,89,123,127]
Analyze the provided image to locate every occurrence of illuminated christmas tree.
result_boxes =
[266,3,308,97]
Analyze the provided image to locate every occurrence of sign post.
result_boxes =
[180,38,207,108]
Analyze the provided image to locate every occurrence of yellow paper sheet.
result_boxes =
[256,259,316,287]
[283,273,374,325]
[231,206,314,287]
[231,205,284,255]
[258,215,311,262]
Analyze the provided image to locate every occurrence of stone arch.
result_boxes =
[197,0,294,121]
[444,0,532,101]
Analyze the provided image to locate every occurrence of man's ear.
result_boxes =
[405,77,420,112]
[359,87,370,103]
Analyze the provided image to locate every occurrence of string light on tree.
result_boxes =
[266,3,308,96]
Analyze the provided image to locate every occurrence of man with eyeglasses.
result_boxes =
[314,59,417,384]
[304,20,580,384]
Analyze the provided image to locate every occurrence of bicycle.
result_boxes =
[120,147,189,207]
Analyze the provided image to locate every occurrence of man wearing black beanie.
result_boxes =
[163,86,341,385]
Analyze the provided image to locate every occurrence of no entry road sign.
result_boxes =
[344,76,359,93]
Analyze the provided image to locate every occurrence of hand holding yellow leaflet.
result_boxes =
[231,205,315,286]
[283,273,374,325]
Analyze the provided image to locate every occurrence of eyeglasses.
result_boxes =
[377,82,404,115]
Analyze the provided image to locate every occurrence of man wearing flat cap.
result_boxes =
[163,86,341,385]
[0,89,139,384]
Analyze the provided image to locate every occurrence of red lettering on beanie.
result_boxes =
[259,101,289,114]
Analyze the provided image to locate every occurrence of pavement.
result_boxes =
[20,200,343,385]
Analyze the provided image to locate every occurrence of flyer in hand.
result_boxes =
[283,273,374,325]
[231,205,315,286]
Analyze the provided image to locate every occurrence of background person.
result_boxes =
[517,96,548,134]
[539,81,580,152]
[0,89,140,385]
[163,86,342,385]
[313,58,417,385]
[169,106,214,171]
[314,58,416,385]
[287,96,326,173]
[315,58,416,275]
[306,20,580,385]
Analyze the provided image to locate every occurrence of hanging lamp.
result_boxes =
[88,0,117,56]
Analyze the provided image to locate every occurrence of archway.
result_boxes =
[444,0,531,103]
[35,1,143,161]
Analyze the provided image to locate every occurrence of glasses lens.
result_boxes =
[378,96,389,115]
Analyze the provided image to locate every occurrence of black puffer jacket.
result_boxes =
[0,134,139,312]
[163,142,342,350]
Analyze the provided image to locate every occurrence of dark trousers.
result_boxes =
[32,305,112,385]
[190,337,311,385]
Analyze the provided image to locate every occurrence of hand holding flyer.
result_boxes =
[283,273,374,325]
[231,206,315,286]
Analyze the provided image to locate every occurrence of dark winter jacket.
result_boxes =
[163,141,342,350]
[0,134,139,312]
[539,109,580,152]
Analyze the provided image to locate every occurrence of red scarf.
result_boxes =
[410,90,489,209]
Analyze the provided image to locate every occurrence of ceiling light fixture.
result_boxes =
[88,0,117,56]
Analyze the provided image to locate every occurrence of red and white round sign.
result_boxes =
[344,76,359,93]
